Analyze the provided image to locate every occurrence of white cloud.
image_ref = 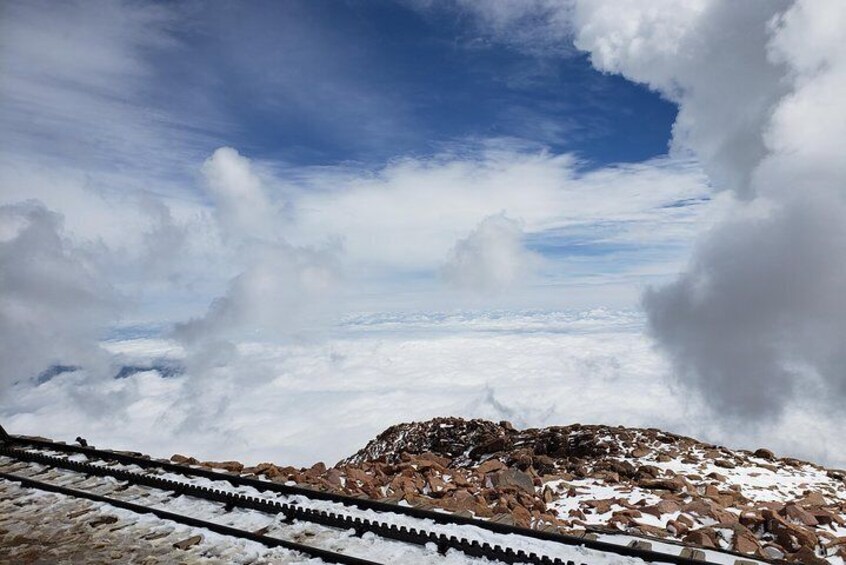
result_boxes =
[442,214,539,291]
[406,0,576,57]
[429,0,846,440]
[567,0,846,419]
[0,201,119,391]
[174,147,342,363]
[0,0,207,181]
[4,310,845,469]
[285,148,715,280]
[201,147,277,241]
[174,242,340,345]
[572,0,792,198]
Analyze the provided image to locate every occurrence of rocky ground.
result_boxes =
[181,418,846,564]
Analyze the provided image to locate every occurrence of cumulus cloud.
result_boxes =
[442,214,539,291]
[201,147,277,241]
[135,195,189,279]
[449,0,846,422]
[0,201,118,391]
[644,195,846,418]
[175,147,340,349]
[573,0,792,199]
[570,0,846,418]
[174,242,340,345]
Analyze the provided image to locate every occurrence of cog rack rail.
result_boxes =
[1,429,747,565]
[0,470,379,565]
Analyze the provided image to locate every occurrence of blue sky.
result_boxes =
[13,0,846,468]
[150,1,677,167]
[0,0,677,174]
[0,0,721,351]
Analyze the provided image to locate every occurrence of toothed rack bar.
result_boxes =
[2,433,731,565]
[0,470,379,565]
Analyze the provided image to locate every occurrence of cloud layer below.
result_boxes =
[4,0,844,472]
[4,310,843,468]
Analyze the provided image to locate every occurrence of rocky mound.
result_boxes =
[177,418,846,564]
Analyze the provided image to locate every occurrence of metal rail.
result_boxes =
[0,445,581,565]
[3,434,731,565]
[0,470,379,565]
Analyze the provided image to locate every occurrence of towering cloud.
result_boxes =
[442,214,539,291]
[570,0,846,418]
[201,147,277,241]
[175,147,340,347]
[0,201,118,390]
[445,0,846,418]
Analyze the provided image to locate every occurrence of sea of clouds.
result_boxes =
[5,309,844,468]
[2,0,845,469]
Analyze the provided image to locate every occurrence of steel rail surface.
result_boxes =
[5,434,730,565]
[0,470,380,565]
[0,446,583,565]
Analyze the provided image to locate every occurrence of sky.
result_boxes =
[1,0,844,468]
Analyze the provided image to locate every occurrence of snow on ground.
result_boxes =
[8,445,778,564]
[2,454,665,565]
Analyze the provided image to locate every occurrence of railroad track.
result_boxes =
[0,429,758,565]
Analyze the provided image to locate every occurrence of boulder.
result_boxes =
[786,546,829,565]
[532,455,556,474]
[630,446,650,458]
[730,524,763,555]
[639,477,685,493]
[304,462,326,478]
[469,436,510,458]
[170,454,198,465]
[753,448,775,460]
[683,528,718,548]
[489,468,535,494]
[477,459,506,474]
[654,499,681,514]
[782,502,819,526]
[667,519,690,536]
[210,460,243,473]
[324,468,344,486]
[798,491,827,508]
[764,509,818,551]
[173,534,203,550]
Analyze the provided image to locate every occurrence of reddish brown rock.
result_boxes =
[489,469,535,494]
[667,519,689,536]
[683,528,718,548]
[798,491,827,507]
[764,509,818,551]
[210,461,244,473]
[782,502,819,526]
[477,459,506,474]
[170,454,198,465]
[630,446,650,458]
[304,462,327,479]
[786,546,829,565]
[639,477,685,493]
[729,524,763,555]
